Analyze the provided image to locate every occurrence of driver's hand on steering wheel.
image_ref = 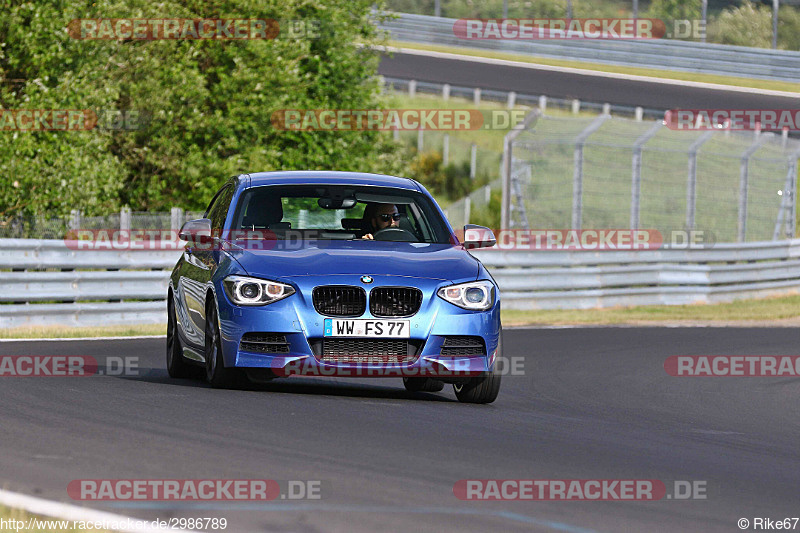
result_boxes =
[361,233,374,240]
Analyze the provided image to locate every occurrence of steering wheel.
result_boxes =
[372,227,417,242]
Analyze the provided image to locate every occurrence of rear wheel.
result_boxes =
[403,377,445,393]
[453,338,502,404]
[166,294,190,378]
[204,301,240,388]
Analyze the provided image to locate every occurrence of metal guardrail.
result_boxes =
[3,238,800,325]
[379,12,800,83]
[473,239,800,309]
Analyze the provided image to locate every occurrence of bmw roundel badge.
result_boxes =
[361,275,373,284]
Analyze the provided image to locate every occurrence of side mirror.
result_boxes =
[462,224,496,249]
[179,218,215,245]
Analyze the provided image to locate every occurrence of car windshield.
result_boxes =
[230,184,452,244]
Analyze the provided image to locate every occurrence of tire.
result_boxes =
[453,338,503,404]
[166,294,191,378]
[403,377,445,393]
[204,300,240,388]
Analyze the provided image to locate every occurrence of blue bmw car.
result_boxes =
[167,171,502,403]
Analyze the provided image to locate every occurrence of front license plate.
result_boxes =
[324,319,410,338]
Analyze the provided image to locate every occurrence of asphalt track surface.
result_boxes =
[378,51,800,111]
[1,328,798,532]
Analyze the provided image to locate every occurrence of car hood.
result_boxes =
[226,240,479,282]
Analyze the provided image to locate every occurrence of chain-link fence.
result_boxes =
[505,114,800,242]
[0,209,205,239]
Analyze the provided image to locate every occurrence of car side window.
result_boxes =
[206,185,234,230]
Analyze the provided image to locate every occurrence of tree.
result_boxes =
[0,0,411,217]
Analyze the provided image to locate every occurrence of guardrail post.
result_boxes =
[393,128,399,142]
[507,91,516,109]
[443,133,450,166]
[171,207,184,232]
[120,207,131,232]
[408,79,416,98]
[473,88,481,105]
[686,131,714,230]
[442,83,450,101]
[572,115,610,229]
[417,128,424,152]
[571,99,580,114]
[631,121,663,230]
[738,135,769,242]
[635,107,643,121]
[538,95,547,113]
[602,103,611,115]
[464,197,471,226]
[470,143,477,179]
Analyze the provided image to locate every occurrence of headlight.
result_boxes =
[223,275,295,306]
[437,280,495,311]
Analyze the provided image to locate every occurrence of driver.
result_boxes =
[361,203,401,240]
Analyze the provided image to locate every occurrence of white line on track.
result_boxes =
[382,46,800,98]
[0,488,196,532]
[0,335,165,342]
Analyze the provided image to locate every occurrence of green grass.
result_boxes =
[0,323,165,339]
[387,40,800,94]
[502,293,800,325]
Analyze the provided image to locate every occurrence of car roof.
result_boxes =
[244,171,422,192]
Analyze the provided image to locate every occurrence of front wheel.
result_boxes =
[453,338,502,404]
[204,301,240,388]
[166,294,190,378]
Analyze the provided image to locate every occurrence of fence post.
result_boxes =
[170,207,184,232]
[686,131,714,230]
[635,107,643,121]
[443,133,450,166]
[738,135,769,242]
[408,79,416,98]
[470,143,477,179]
[571,99,580,114]
[602,103,611,115]
[538,95,547,113]
[502,111,540,230]
[442,83,450,101]
[507,91,516,109]
[630,121,663,230]
[473,88,481,105]
[69,210,81,231]
[571,115,610,229]
[120,207,131,232]
[773,148,800,240]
